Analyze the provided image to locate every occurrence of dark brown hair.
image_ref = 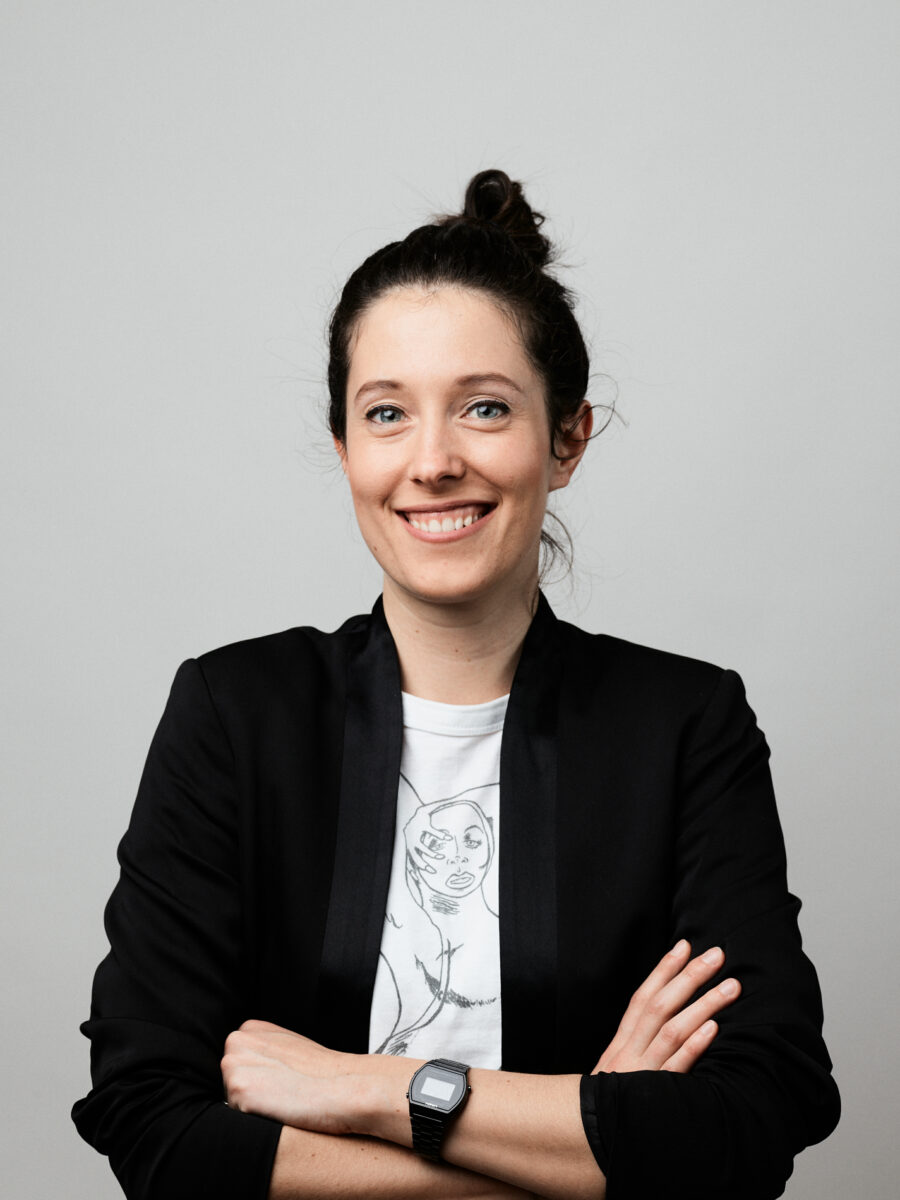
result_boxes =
[327,169,593,572]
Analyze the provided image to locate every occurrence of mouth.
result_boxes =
[398,502,495,533]
[446,871,475,889]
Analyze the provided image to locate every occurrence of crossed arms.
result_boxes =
[223,941,739,1200]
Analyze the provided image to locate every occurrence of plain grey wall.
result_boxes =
[3,1,898,1195]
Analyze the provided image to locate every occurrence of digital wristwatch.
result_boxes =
[407,1058,471,1162]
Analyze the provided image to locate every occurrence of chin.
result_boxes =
[390,574,491,607]
[393,562,531,609]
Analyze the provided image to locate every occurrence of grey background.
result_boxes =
[3,1,897,1195]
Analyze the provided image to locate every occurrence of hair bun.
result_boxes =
[459,169,552,269]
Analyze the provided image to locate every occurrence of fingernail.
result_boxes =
[670,939,688,955]
[701,1020,717,1036]
[702,946,723,964]
[718,978,739,997]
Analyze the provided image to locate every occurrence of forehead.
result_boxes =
[347,286,535,386]
[430,803,483,830]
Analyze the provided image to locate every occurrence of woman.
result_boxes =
[73,171,840,1199]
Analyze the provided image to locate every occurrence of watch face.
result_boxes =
[409,1063,467,1112]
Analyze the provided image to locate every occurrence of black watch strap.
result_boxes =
[429,1057,469,1073]
[409,1059,470,1162]
[410,1107,450,1162]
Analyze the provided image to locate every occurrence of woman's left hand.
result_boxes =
[592,940,741,1075]
[221,1020,372,1134]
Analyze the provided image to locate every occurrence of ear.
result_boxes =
[549,402,593,492]
[333,435,348,474]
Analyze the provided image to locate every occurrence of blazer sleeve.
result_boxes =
[579,669,840,1200]
[71,659,282,1200]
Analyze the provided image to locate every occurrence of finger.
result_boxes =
[644,976,741,1069]
[627,939,692,1011]
[411,848,438,874]
[660,1019,718,1073]
[600,940,691,1062]
[594,941,691,1068]
[239,1018,293,1034]
[628,945,725,1055]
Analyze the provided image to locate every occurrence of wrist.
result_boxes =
[352,1051,425,1079]
[350,1058,418,1146]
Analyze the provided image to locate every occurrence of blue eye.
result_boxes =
[468,400,509,420]
[367,405,404,425]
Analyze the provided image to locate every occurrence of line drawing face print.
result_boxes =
[374,775,499,1056]
[405,794,496,912]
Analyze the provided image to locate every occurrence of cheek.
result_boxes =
[342,441,395,501]
[345,465,379,506]
[493,443,555,494]
[465,840,488,866]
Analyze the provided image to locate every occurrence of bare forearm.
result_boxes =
[357,1063,605,1200]
[446,1071,603,1200]
[269,1124,536,1200]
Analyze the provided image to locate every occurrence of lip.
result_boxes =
[397,499,496,515]
[446,871,475,889]
[400,507,496,543]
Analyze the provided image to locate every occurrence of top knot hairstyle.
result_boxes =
[327,169,590,456]
[453,169,553,269]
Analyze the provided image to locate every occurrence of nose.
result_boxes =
[408,415,465,487]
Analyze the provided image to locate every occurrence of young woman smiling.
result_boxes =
[337,283,588,703]
[73,171,840,1200]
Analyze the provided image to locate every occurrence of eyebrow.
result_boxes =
[352,372,526,407]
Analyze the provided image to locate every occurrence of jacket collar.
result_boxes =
[315,593,563,1071]
[498,590,562,1071]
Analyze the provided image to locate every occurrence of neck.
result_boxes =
[426,889,488,919]
[382,578,538,704]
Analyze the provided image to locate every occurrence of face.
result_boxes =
[406,800,492,898]
[336,286,586,611]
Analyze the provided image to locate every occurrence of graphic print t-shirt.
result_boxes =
[368,690,507,1068]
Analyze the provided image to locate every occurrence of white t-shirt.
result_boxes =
[368,690,508,1068]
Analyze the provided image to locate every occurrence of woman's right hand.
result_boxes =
[592,939,740,1075]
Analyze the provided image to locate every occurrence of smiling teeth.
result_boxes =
[408,508,486,532]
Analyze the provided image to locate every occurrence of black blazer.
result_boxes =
[72,595,839,1199]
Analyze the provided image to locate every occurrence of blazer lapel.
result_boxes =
[315,597,403,1052]
[499,592,562,1073]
